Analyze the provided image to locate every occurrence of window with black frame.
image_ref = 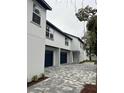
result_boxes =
[32,4,41,25]
[46,26,54,40]
[46,26,50,37]
[65,37,69,46]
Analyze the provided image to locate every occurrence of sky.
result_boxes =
[45,0,96,38]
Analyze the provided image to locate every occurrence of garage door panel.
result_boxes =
[60,52,67,64]
[45,50,53,67]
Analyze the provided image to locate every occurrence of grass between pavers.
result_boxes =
[79,60,97,64]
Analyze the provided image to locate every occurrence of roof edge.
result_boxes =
[36,0,52,10]
[46,20,73,40]
[64,32,84,44]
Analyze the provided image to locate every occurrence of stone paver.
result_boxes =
[27,63,97,93]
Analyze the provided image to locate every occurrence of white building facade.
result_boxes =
[45,21,73,67]
[27,0,87,82]
[27,0,52,82]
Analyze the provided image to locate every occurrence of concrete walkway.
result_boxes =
[28,63,97,93]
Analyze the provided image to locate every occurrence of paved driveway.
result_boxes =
[28,63,97,93]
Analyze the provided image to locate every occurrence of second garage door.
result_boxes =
[60,52,67,64]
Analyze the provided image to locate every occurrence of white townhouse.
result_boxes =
[45,21,88,67]
[27,0,87,82]
[45,21,73,67]
[63,32,89,62]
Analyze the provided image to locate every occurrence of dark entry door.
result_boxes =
[45,50,53,67]
[60,52,67,64]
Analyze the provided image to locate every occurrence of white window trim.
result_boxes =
[31,3,41,26]
[46,26,54,40]
[65,38,69,46]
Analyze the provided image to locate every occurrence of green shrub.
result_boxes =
[39,73,45,79]
[80,60,97,64]
[79,60,90,63]
[32,75,38,82]
[94,61,97,64]
[42,74,45,79]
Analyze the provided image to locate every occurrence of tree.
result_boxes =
[86,15,97,56]
[76,5,97,21]
[76,5,97,60]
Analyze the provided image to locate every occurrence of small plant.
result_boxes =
[32,75,38,82]
[79,60,89,64]
[94,61,97,64]
[39,73,45,79]
[42,73,45,79]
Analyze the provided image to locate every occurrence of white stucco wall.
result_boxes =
[70,37,80,51]
[45,29,88,63]
[27,35,45,82]
[27,0,46,38]
[27,0,46,82]
[45,27,72,50]
[68,35,88,62]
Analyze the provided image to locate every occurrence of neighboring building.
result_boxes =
[45,21,88,68]
[27,0,52,82]
[27,0,87,82]
[63,32,89,62]
[45,21,73,67]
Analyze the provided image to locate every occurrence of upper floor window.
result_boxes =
[46,25,54,40]
[32,4,41,25]
[65,37,69,46]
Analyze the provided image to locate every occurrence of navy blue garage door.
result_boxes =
[45,50,53,67]
[60,52,67,64]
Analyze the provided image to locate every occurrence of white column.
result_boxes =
[54,48,60,66]
[58,48,60,66]
[67,51,73,64]
[70,51,73,63]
